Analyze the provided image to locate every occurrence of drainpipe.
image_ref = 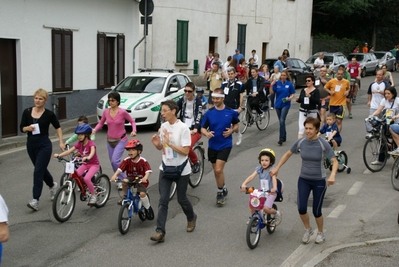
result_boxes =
[226,0,230,43]
[133,36,146,73]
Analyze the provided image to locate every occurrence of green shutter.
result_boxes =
[176,20,188,63]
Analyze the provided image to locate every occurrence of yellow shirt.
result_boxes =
[324,78,350,106]
[209,71,223,91]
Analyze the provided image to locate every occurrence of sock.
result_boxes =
[141,195,150,209]
[217,187,223,192]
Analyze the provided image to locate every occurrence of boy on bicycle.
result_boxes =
[318,113,342,154]
[54,124,100,205]
[240,148,282,225]
[111,139,153,220]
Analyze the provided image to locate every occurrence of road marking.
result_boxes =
[327,204,346,218]
[280,242,314,267]
[363,169,372,174]
[347,181,364,195]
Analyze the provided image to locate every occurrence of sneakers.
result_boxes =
[236,132,242,146]
[334,150,340,156]
[349,113,353,119]
[388,148,399,155]
[216,192,225,205]
[187,214,197,232]
[50,182,58,201]
[371,160,383,165]
[260,112,265,118]
[192,160,201,173]
[315,232,325,244]
[145,206,154,220]
[150,231,165,242]
[302,227,314,244]
[117,181,123,190]
[88,194,97,205]
[27,199,39,211]
[278,140,283,145]
[223,187,228,197]
[274,211,282,226]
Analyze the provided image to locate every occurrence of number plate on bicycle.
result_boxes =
[249,190,265,209]
[65,162,74,174]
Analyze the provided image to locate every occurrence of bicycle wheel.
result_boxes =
[189,146,205,188]
[52,184,76,223]
[60,172,69,186]
[363,136,388,172]
[94,174,111,208]
[335,151,348,173]
[240,110,250,134]
[118,203,132,235]
[256,110,270,131]
[169,181,177,200]
[266,204,278,234]
[391,157,399,191]
[246,216,261,249]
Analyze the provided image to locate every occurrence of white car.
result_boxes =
[96,69,191,130]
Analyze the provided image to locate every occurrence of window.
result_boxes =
[52,29,73,92]
[97,33,125,89]
[176,20,188,63]
[237,24,247,57]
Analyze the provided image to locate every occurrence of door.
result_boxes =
[0,39,17,137]
[261,42,268,63]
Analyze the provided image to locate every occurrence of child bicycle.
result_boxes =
[243,186,283,249]
[52,157,111,223]
[322,138,351,174]
[169,140,205,200]
[118,178,154,235]
[239,95,270,134]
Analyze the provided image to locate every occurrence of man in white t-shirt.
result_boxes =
[0,194,9,265]
[314,53,325,72]
[367,70,388,115]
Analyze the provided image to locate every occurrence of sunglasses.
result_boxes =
[306,79,313,82]
[184,90,194,93]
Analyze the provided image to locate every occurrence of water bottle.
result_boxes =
[282,97,287,103]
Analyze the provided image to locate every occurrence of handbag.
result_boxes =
[107,133,127,148]
[161,159,189,180]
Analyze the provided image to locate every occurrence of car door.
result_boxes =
[296,59,312,86]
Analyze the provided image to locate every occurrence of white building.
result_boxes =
[140,0,313,74]
[0,0,312,139]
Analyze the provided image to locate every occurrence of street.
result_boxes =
[1,73,399,267]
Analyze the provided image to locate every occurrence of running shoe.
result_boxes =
[274,211,282,226]
[371,160,383,165]
[349,113,353,119]
[117,181,123,190]
[315,232,325,244]
[192,160,201,173]
[50,182,58,201]
[88,194,97,205]
[223,187,228,197]
[216,192,225,205]
[388,148,399,155]
[27,199,39,211]
[302,227,314,244]
[236,132,242,146]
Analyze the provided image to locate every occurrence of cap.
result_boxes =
[235,48,239,52]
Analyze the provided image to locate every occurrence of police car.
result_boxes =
[96,68,191,130]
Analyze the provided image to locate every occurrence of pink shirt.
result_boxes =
[94,108,137,139]
[74,140,100,165]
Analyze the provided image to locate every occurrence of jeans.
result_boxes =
[107,138,128,180]
[275,107,290,141]
[269,93,275,108]
[156,171,195,234]
[26,136,55,200]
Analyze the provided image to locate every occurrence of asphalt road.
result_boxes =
[1,73,399,267]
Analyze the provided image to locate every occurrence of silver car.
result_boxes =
[347,53,379,77]
[305,52,348,73]
[373,51,396,71]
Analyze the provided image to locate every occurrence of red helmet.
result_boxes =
[125,139,143,151]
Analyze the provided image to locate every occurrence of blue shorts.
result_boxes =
[318,100,329,110]
[329,105,345,120]
[390,124,399,134]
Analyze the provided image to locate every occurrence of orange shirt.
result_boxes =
[363,46,368,53]
[324,78,350,106]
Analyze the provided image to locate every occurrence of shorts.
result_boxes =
[125,177,147,193]
[390,124,399,134]
[208,147,232,164]
[329,105,345,120]
[318,100,329,110]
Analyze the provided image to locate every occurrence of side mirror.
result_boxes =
[168,86,179,94]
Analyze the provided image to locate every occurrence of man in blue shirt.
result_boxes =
[274,56,284,72]
[201,88,239,205]
[233,49,244,66]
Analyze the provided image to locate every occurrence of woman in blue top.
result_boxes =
[272,70,295,145]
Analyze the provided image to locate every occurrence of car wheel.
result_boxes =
[361,68,366,77]
[374,66,378,75]
[152,112,162,131]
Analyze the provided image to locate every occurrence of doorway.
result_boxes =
[0,38,18,138]
[261,42,268,63]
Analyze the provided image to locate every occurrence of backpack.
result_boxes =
[275,178,284,202]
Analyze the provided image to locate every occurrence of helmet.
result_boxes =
[125,139,143,151]
[258,148,276,165]
[74,123,92,135]
[196,87,204,93]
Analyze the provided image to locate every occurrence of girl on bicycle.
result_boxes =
[110,139,153,220]
[240,148,282,225]
[54,124,100,205]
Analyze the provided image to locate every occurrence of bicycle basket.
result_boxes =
[365,117,381,133]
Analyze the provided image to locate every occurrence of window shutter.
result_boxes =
[52,29,73,92]
[176,20,188,63]
[117,34,125,83]
[97,33,106,89]
[64,32,73,90]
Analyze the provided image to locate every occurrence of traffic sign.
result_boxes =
[139,0,154,16]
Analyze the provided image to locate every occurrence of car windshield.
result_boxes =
[323,56,334,63]
[115,76,166,93]
[348,54,364,61]
[373,52,385,59]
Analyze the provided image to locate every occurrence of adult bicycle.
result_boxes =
[169,140,205,200]
[363,116,396,172]
[118,178,154,235]
[239,95,270,134]
[52,157,111,223]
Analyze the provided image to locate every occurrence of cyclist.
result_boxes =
[195,87,208,112]
[346,57,362,118]
[240,148,282,225]
[318,113,342,154]
[243,67,267,117]
[177,82,203,173]
[110,139,153,219]
[221,67,244,145]
[54,124,100,205]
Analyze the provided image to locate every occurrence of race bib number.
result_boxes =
[65,162,74,174]
[304,97,309,104]
[252,86,257,93]
[334,85,341,92]
[315,80,320,86]
[260,179,270,191]
[216,74,220,80]
[31,123,40,135]
[224,87,229,95]
[184,118,193,128]
[350,68,354,74]
[164,145,174,159]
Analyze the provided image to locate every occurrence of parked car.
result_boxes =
[347,53,379,77]
[263,58,314,88]
[96,68,190,130]
[373,51,396,71]
[305,52,348,73]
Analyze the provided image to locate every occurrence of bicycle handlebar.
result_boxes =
[240,186,270,194]
[57,156,85,164]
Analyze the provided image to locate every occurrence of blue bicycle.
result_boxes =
[118,178,154,235]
